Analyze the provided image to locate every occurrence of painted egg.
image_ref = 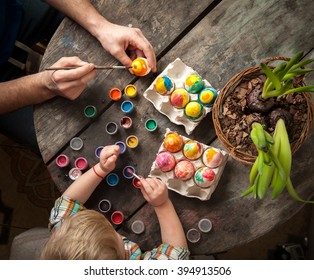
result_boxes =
[155,152,176,172]
[194,167,215,188]
[183,140,203,160]
[131,57,151,76]
[155,75,175,95]
[163,132,184,153]
[184,101,204,121]
[184,74,204,93]
[202,147,223,168]
[170,89,190,109]
[174,160,195,181]
[198,88,218,107]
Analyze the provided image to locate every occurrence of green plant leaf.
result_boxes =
[288,59,314,72]
[284,85,314,95]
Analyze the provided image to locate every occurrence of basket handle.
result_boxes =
[263,56,290,65]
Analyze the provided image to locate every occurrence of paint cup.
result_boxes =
[123,165,135,179]
[98,199,112,213]
[111,211,124,225]
[198,218,213,233]
[124,84,137,98]
[70,137,84,151]
[115,141,126,154]
[131,220,145,234]
[95,146,104,158]
[145,119,158,132]
[121,100,134,114]
[84,105,97,118]
[68,167,82,180]
[186,228,201,243]
[109,88,122,101]
[74,157,89,171]
[105,121,118,135]
[132,176,142,188]
[106,173,119,186]
[56,154,70,168]
[126,135,139,148]
[120,116,133,129]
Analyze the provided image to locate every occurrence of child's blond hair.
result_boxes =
[41,209,123,259]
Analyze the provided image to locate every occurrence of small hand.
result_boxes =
[99,145,120,174]
[96,22,156,73]
[44,56,97,100]
[139,177,169,207]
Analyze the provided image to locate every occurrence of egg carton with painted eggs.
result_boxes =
[149,129,228,201]
[143,58,218,135]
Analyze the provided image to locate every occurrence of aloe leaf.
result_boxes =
[283,51,304,73]
[285,68,314,77]
[261,63,281,90]
[288,59,314,72]
[241,185,254,197]
[286,178,314,203]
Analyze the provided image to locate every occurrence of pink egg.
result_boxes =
[194,167,216,188]
[174,160,195,181]
[156,152,176,172]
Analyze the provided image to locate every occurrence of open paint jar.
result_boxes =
[70,137,83,151]
[186,228,201,243]
[95,146,104,158]
[111,211,124,225]
[84,105,97,118]
[126,135,138,148]
[198,218,212,233]
[132,176,142,188]
[115,141,126,154]
[56,154,70,168]
[106,173,119,186]
[121,100,134,114]
[124,84,137,98]
[109,88,122,101]
[131,220,145,234]
[68,168,82,180]
[145,119,157,132]
[98,199,111,213]
[74,157,88,171]
[120,116,132,129]
[105,121,118,135]
[123,165,135,179]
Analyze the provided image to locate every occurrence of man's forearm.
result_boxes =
[0,72,54,114]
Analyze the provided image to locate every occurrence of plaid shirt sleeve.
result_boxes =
[48,196,85,231]
[142,244,190,260]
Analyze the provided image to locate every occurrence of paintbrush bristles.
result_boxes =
[126,168,141,180]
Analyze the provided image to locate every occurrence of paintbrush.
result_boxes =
[45,65,132,70]
[126,168,141,180]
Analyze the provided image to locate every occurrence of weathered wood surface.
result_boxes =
[37,0,314,256]
[34,0,215,163]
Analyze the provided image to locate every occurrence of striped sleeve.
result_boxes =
[142,244,190,260]
[48,196,85,231]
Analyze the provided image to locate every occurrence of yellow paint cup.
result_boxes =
[124,84,137,98]
[126,135,139,148]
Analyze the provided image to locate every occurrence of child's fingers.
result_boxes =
[139,178,154,194]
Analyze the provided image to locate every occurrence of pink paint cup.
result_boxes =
[74,157,88,171]
[56,154,70,168]
[111,211,124,225]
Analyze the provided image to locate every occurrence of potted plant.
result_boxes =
[212,52,314,165]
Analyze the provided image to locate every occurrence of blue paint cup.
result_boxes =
[123,165,135,179]
[115,141,126,154]
[106,173,119,186]
[121,100,134,114]
[95,146,104,158]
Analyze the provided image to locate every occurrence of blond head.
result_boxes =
[41,210,124,260]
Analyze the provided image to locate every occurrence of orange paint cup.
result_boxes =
[109,88,122,101]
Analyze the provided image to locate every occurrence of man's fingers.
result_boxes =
[52,63,95,83]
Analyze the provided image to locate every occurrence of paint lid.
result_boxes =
[115,141,126,154]
[95,146,104,158]
[111,211,124,225]
[126,135,138,148]
[84,105,97,118]
[56,154,70,168]
[131,220,145,234]
[123,165,135,179]
[105,121,118,135]
[109,88,122,101]
[69,168,82,180]
[120,116,133,129]
[186,228,201,243]
[198,218,213,233]
[74,157,89,171]
[98,199,111,213]
[70,137,83,151]
[106,173,119,186]
[124,84,137,98]
[145,119,157,132]
[121,100,134,114]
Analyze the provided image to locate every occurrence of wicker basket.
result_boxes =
[212,56,314,165]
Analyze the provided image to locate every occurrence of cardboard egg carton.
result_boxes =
[143,58,216,135]
[149,129,228,201]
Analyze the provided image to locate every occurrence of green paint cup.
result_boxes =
[145,119,157,132]
[84,105,97,118]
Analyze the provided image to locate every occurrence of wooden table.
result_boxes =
[34,0,314,257]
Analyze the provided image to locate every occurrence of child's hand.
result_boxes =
[99,145,120,173]
[139,178,169,207]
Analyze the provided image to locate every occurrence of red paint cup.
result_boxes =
[111,211,124,225]
[74,157,89,171]
[132,177,142,188]
[109,88,122,101]
[56,154,70,168]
